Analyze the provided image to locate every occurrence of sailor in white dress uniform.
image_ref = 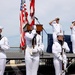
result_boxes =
[70,20,75,54]
[24,25,44,75]
[52,32,70,75]
[0,26,10,75]
[49,18,62,43]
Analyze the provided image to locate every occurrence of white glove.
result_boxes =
[63,59,67,64]
[32,30,36,35]
[37,44,44,52]
[62,45,66,50]
[32,46,38,54]
[32,49,38,54]
[58,55,63,61]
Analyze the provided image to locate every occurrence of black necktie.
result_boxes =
[32,34,37,48]
[0,34,2,40]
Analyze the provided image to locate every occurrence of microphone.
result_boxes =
[34,16,40,24]
[34,17,38,20]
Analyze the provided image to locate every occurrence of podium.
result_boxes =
[26,24,43,32]
[36,24,43,32]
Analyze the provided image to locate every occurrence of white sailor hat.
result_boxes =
[72,20,75,23]
[0,26,3,29]
[32,25,37,30]
[57,32,63,36]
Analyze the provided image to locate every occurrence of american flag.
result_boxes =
[30,0,35,26]
[20,0,28,50]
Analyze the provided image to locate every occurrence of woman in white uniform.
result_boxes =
[70,20,75,54]
[49,18,62,43]
[0,26,10,75]
[52,32,70,75]
[24,25,44,75]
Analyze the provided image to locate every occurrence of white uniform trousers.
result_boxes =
[25,47,39,75]
[53,32,58,43]
[53,58,67,75]
[0,58,6,75]
[71,34,75,53]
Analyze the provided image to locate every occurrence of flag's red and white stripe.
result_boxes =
[20,0,35,50]
[30,0,35,26]
[20,0,28,50]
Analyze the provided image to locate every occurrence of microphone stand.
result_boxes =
[35,17,40,24]
[34,17,47,34]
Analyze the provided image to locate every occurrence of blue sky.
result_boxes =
[0,0,75,47]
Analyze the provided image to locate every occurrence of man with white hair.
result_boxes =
[0,26,10,75]
[70,20,75,53]
[24,24,44,75]
[52,32,70,75]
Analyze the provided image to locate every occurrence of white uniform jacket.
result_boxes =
[51,21,62,34]
[32,34,44,54]
[25,30,36,48]
[71,26,75,34]
[0,36,10,58]
[71,26,75,41]
[25,30,44,55]
[52,41,70,62]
